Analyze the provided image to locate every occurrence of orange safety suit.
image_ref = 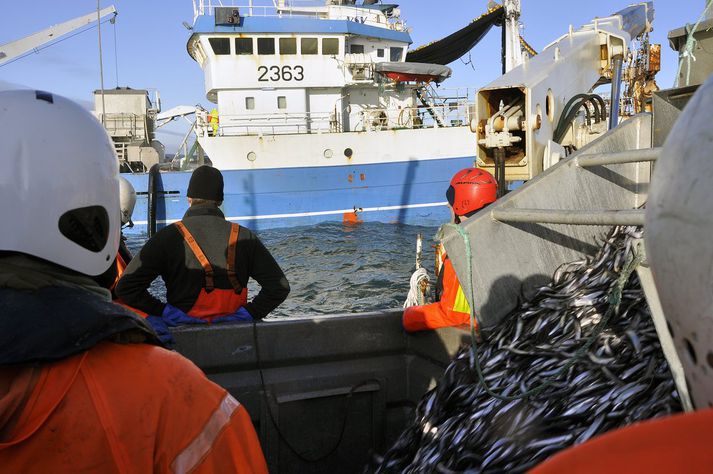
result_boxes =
[110,250,128,293]
[530,408,713,473]
[403,254,473,332]
[0,341,268,473]
[117,222,248,322]
[174,221,248,321]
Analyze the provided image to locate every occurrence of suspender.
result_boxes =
[174,221,242,293]
[226,224,241,291]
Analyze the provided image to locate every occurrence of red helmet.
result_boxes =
[446,168,497,217]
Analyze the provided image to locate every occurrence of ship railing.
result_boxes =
[100,112,147,140]
[192,0,406,30]
[425,86,479,104]
[196,110,340,137]
[355,102,472,132]
[197,102,472,137]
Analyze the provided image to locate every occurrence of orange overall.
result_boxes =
[110,251,128,293]
[174,221,248,321]
[0,341,268,473]
[530,408,713,473]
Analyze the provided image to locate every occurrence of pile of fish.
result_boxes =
[369,226,682,473]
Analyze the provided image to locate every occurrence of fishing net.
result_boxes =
[369,225,682,473]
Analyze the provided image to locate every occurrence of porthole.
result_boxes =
[546,89,554,122]
[247,151,257,162]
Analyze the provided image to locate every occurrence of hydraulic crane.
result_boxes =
[0,6,117,66]
[471,3,655,191]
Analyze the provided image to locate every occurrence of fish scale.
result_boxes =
[368,226,682,473]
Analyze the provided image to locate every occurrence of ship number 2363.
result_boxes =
[258,65,304,82]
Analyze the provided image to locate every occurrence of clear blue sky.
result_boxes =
[0,1,702,148]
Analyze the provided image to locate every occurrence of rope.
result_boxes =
[97,0,106,122]
[443,222,643,401]
[0,19,113,68]
[112,16,120,87]
[403,267,430,308]
[675,2,713,87]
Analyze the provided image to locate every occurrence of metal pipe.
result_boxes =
[415,233,423,269]
[609,55,624,129]
[576,147,660,167]
[492,208,645,226]
[147,164,160,238]
[494,148,507,198]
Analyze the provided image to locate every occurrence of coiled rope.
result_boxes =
[403,267,430,308]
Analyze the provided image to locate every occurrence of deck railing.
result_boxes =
[196,101,473,137]
[192,0,406,30]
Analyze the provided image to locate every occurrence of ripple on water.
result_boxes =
[125,221,440,318]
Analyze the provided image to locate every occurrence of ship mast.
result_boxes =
[502,0,523,73]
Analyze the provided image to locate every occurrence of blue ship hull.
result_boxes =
[123,156,474,233]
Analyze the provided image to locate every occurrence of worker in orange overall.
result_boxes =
[116,165,290,347]
[0,90,268,473]
[403,168,497,332]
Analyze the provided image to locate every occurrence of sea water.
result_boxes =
[125,221,439,318]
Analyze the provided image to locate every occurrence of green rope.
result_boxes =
[675,2,713,87]
[443,223,643,401]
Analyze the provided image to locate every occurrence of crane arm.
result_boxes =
[0,6,117,66]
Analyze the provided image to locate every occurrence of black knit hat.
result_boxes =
[187,165,224,202]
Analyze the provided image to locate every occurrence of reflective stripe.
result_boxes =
[171,394,240,474]
[452,284,471,315]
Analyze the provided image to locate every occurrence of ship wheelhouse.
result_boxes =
[188,1,452,137]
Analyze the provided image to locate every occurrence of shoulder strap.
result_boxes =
[174,221,214,292]
[226,223,242,293]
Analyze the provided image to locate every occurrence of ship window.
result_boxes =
[277,96,287,109]
[245,97,255,110]
[377,48,384,58]
[322,38,339,55]
[209,38,231,55]
[350,44,365,54]
[235,38,253,55]
[279,38,297,55]
[301,38,318,55]
[390,47,403,62]
[257,38,275,55]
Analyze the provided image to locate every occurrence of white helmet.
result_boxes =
[646,75,713,409]
[119,176,137,226]
[0,90,120,276]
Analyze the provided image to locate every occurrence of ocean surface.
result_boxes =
[125,221,440,318]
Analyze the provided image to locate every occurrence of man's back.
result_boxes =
[0,341,267,473]
[116,204,289,319]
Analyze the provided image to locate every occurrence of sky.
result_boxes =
[0,1,703,149]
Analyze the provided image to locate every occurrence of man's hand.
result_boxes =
[162,303,207,326]
[146,315,176,348]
